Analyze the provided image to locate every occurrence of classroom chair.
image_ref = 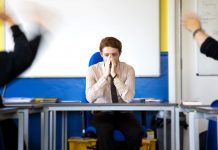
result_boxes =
[82,52,147,149]
[205,99,218,150]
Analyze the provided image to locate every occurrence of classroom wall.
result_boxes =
[176,0,218,149]
[179,3,218,105]
[5,53,168,100]
[0,0,169,149]
[180,0,218,107]
[160,0,168,52]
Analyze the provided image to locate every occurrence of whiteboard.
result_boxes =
[196,0,218,75]
[5,0,160,77]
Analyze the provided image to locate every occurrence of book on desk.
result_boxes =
[132,98,163,103]
[181,100,202,106]
[1,85,58,106]
[3,97,58,106]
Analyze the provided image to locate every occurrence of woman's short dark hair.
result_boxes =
[99,37,122,54]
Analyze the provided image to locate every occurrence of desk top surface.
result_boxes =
[4,103,44,109]
[180,104,210,109]
[196,107,218,114]
[43,102,177,111]
[44,102,177,107]
[0,107,18,114]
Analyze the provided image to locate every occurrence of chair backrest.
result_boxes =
[88,52,103,67]
[206,99,218,150]
[82,52,103,103]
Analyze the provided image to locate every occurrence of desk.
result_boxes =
[16,104,43,150]
[188,107,218,150]
[3,104,43,150]
[175,105,210,150]
[0,107,24,150]
[42,102,177,150]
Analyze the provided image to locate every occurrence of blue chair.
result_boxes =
[205,100,218,150]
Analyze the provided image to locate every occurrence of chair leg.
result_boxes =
[95,140,99,150]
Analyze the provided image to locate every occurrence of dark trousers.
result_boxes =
[92,111,142,150]
[0,119,18,150]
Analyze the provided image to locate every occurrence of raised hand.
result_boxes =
[182,12,209,46]
[0,12,16,27]
[182,13,201,32]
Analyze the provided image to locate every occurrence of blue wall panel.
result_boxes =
[3,53,168,149]
[135,53,168,101]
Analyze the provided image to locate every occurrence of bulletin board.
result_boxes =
[5,0,160,77]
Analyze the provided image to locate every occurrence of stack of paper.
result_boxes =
[182,101,202,105]
[4,97,33,103]
[3,97,35,106]
[132,98,162,103]
[3,97,58,106]
[144,98,162,102]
